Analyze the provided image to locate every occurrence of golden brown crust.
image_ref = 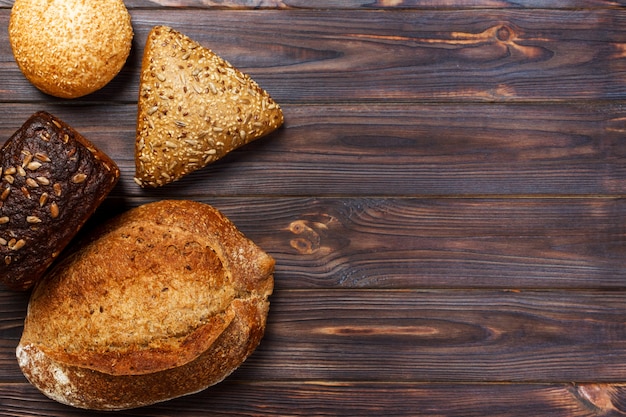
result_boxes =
[134,26,284,187]
[17,200,274,410]
[17,299,269,410]
[9,0,133,98]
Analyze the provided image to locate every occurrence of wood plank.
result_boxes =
[1,9,626,103]
[1,381,623,417]
[249,289,626,383]
[5,290,626,383]
[1,0,619,10]
[5,194,626,291]
[204,196,626,290]
[0,102,625,197]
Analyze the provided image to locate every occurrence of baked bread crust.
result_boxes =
[9,0,133,98]
[0,112,119,291]
[134,26,284,187]
[17,200,274,410]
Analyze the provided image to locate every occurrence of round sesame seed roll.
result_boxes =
[9,0,133,99]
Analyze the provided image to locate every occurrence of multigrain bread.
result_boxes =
[9,0,133,98]
[134,26,284,187]
[17,200,274,410]
[0,112,119,291]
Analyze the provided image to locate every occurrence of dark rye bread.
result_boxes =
[0,111,119,290]
[17,200,274,410]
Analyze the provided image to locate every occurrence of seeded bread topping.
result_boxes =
[0,112,120,291]
[9,0,133,98]
[134,26,284,187]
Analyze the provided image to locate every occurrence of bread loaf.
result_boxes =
[0,112,119,291]
[134,26,284,187]
[17,200,274,410]
[9,0,133,98]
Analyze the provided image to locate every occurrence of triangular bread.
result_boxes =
[134,26,284,187]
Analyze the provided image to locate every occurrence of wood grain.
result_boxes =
[5,290,626,383]
[1,0,622,10]
[43,196,626,290]
[1,102,626,197]
[1,9,626,104]
[1,1,626,416]
[3,382,626,417]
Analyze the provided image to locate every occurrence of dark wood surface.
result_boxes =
[2,1,626,416]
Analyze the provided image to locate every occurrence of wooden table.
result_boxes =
[2,1,626,415]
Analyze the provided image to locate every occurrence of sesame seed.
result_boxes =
[36,177,50,186]
[17,167,26,177]
[193,83,204,94]
[0,238,6,246]
[0,217,9,224]
[4,256,11,265]
[53,183,62,196]
[26,216,42,224]
[39,193,49,207]
[4,167,16,175]
[157,73,166,82]
[52,120,62,129]
[4,175,14,185]
[1,188,10,200]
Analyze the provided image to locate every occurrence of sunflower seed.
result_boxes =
[72,173,87,184]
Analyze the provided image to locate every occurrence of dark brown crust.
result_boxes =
[0,111,119,290]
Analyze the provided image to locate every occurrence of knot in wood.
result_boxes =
[496,25,512,42]
[288,220,321,254]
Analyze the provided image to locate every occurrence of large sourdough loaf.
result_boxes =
[16,200,274,410]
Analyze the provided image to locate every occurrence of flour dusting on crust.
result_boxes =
[16,343,78,405]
